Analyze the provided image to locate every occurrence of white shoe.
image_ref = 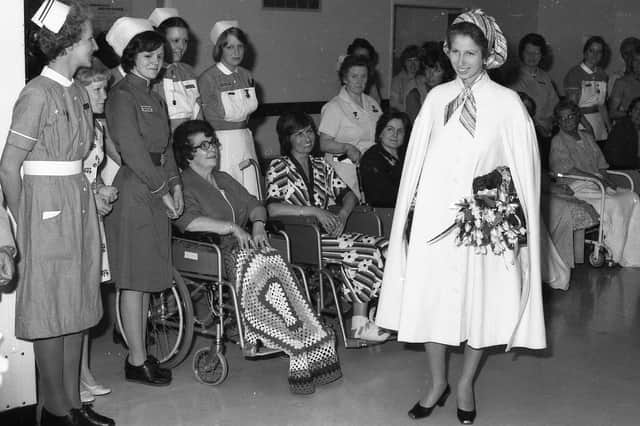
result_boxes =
[81,379,112,396]
[352,320,391,343]
[80,386,96,403]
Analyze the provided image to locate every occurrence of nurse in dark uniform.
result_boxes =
[105,29,183,386]
[0,1,113,424]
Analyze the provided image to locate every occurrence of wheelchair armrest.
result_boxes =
[549,172,606,193]
[605,170,635,191]
[172,227,221,245]
[268,215,320,231]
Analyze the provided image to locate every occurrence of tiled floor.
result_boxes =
[4,264,640,425]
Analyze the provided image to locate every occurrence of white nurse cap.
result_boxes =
[106,17,154,57]
[210,20,239,44]
[148,7,179,28]
[31,0,70,34]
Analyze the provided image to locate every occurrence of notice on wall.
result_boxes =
[88,0,132,34]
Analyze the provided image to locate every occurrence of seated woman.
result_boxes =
[602,96,640,169]
[550,99,640,267]
[360,111,411,207]
[266,112,390,343]
[172,120,341,395]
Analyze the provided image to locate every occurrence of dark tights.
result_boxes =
[34,332,82,415]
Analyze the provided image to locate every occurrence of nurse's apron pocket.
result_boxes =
[220,87,258,122]
[164,78,200,120]
[37,208,73,260]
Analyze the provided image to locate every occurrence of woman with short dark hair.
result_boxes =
[390,45,423,112]
[319,54,382,199]
[0,1,112,424]
[173,119,341,394]
[266,112,391,343]
[563,36,611,143]
[198,21,260,196]
[346,37,382,103]
[405,43,454,122]
[510,33,559,137]
[360,111,411,207]
[105,28,183,387]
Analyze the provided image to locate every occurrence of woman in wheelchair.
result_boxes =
[550,99,640,266]
[172,120,341,394]
[265,111,391,343]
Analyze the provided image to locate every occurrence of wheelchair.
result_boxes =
[551,169,634,267]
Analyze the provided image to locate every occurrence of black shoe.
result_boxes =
[146,355,172,380]
[41,408,75,426]
[408,385,451,420]
[78,404,115,426]
[125,358,171,386]
[457,407,477,424]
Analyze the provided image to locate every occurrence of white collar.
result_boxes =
[41,66,73,87]
[339,86,365,109]
[117,65,126,77]
[580,62,595,74]
[216,62,235,75]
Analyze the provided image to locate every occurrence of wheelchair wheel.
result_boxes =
[588,246,606,268]
[192,347,228,386]
[146,268,195,369]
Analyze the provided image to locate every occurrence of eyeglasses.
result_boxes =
[558,113,577,121]
[193,139,220,151]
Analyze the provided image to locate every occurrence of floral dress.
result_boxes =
[265,156,388,304]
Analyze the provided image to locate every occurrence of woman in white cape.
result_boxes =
[375,10,546,424]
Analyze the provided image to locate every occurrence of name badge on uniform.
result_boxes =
[184,83,196,89]
[83,103,91,110]
[141,105,153,112]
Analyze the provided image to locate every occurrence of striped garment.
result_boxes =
[266,156,388,303]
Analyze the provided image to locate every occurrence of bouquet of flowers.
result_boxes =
[429,166,527,255]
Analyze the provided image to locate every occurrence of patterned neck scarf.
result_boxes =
[444,73,485,136]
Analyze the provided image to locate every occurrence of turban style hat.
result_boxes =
[445,9,507,69]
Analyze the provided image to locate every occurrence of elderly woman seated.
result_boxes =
[360,111,410,207]
[550,100,640,266]
[265,111,390,343]
[172,120,341,394]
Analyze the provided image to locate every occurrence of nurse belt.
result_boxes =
[23,160,82,176]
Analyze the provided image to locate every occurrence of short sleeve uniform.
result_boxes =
[154,62,202,131]
[564,64,609,141]
[8,70,102,339]
[198,63,259,196]
[510,68,558,135]
[319,87,382,197]
[105,73,180,291]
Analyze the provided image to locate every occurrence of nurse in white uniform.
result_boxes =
[149,7,202,131]
[319,54,382,199]
[198,21,259,196]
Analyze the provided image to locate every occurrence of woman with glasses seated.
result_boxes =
[173,120,341,395]
[265,111,391,344]
[550,99,640,266]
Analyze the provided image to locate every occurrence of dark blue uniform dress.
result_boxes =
[105,73,181,291]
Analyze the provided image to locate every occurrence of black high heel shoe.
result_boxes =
[457,407,477,424]
[408,385,451,420]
